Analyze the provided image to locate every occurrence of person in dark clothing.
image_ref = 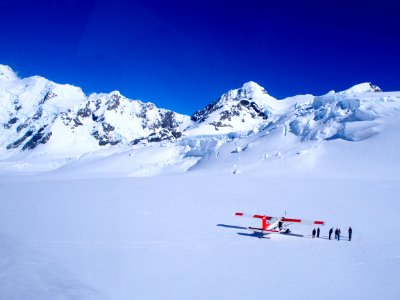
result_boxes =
[329,228,333,240]
[337,228,341,241]
[334,228,338,240]
[312,228,316,238]
[317,227,320,238]
[348,227,352,241]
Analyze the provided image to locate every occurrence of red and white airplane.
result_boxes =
[234,212,325,236]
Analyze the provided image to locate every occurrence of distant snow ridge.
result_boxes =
[1,64,399,166]
[338,82,382,94]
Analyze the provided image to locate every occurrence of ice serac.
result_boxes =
[190,81,278,134]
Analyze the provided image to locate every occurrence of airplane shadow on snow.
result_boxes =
[237,232,270,239]
[217,224,304,239]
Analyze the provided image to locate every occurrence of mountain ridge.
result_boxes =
[1,64,398,174]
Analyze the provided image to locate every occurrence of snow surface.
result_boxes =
[1,64,400,299]
[1,137,400,299]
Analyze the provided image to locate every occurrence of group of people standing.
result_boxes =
[312,227,321,238]
[312,227,352,241]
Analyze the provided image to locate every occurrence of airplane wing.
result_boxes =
[281,217,325,226]
[234,212,324,225]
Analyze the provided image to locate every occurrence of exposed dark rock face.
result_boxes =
[33,108,43,120]
[16,120,30,133]
[39,91,57,105]
[106,93,121,110]
[369,83,382,93]
[239,100,265,117]
[92,114,104,122]
[132,128,182,145]
[6,129,34,149]
[91,128,120,146]
[161,111,180,129]
[21,126,52,151]
[77,107,91,118]
[209,121,232,131]
[191,100,222,122]
[73,118,83,127]
[3,117,19,129]
[102,122,115,133]
[139,103,155,119]
[192,98,268,128]
[13,96,22,111]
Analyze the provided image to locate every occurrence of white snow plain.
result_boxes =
[1,73,400,299]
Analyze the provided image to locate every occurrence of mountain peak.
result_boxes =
[0,64,18,81]
[339,82,382,94]
[241,81,263,90]
[109,90,122,96]
[190,81,274,129]
[239,81,268,98]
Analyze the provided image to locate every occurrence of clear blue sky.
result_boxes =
[1,0,399,114]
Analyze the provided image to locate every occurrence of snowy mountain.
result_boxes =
[0,65,191,156]
[1,64,400,176]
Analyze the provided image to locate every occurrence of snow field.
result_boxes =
[1,169,400,299]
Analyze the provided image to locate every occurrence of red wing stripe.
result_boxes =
[235,212,244,216]
[253,215,273,220]
[253,214,265,219]
[314,221,325,225]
